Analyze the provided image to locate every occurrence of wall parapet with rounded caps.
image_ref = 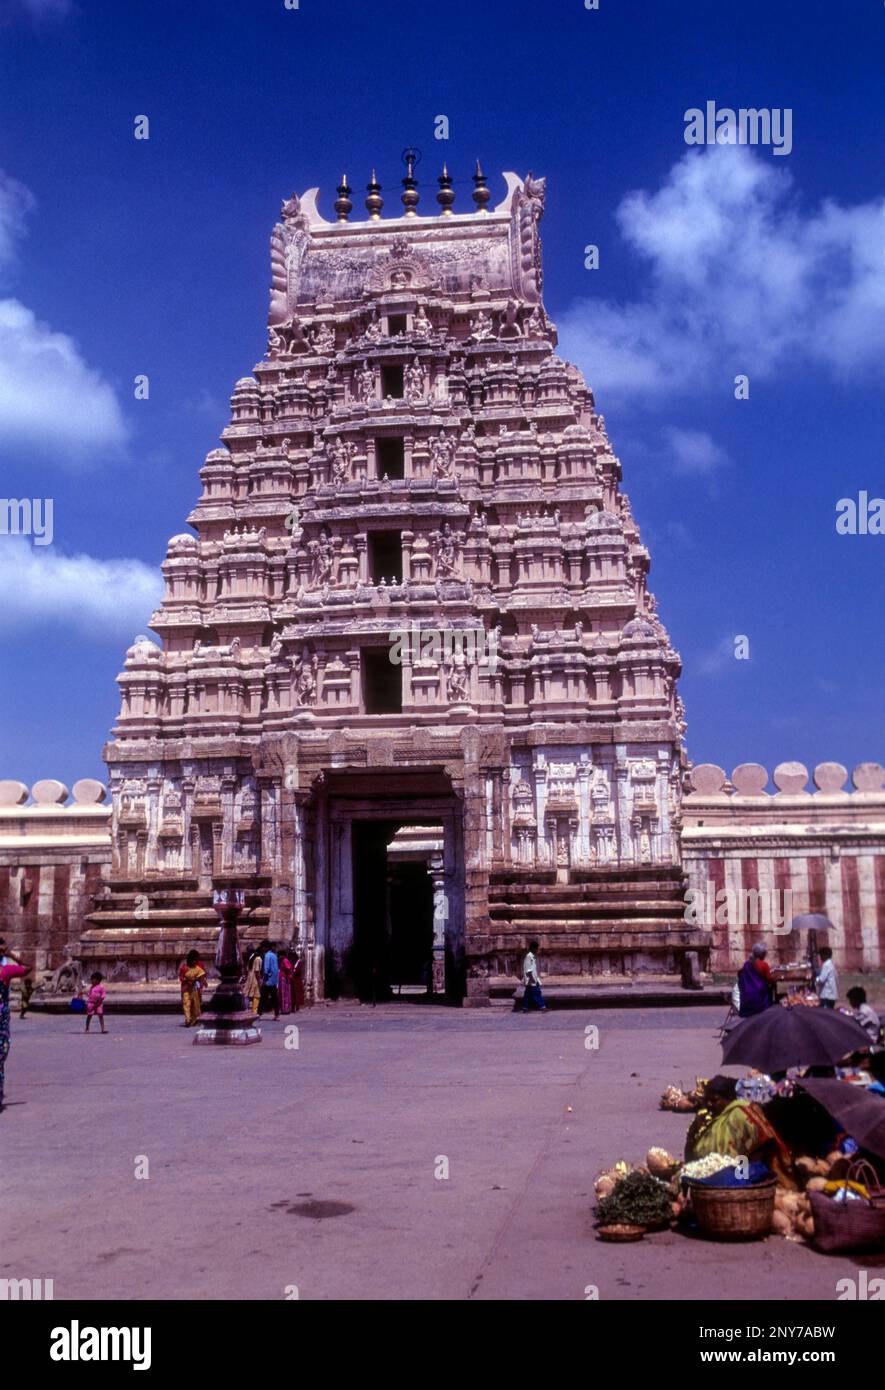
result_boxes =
[0,779,109,809]
[687,761,885,798]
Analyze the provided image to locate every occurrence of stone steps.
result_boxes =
[85,909,271,926]
[489,901,686,919]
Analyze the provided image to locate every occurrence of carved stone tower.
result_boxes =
[84,163,706,1004]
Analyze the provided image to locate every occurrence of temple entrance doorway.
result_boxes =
[310,769,465,1004]
[351,823,441,1001]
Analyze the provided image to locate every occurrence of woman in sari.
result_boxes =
[0,957,31,1112]
[685,1075,795,1186]
[736,943,774,1017]
[178,950,207,1027]
[278,948,295,1014]
[243,949,263,1015]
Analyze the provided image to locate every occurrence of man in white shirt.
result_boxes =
[815,947,838,1008]
[521,939,547,1014]
[846,986,881,1044]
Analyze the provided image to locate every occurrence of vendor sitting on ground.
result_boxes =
[684,1075,795,1185]
[736,943,774,1018]
[846,986,882,1046]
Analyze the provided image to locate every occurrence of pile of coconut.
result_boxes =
[772,1153,849,1242]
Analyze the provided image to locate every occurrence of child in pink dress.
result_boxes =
[85,972,108,1033]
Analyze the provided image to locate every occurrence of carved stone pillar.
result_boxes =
[429,853,447,996]
[212,820,224,877]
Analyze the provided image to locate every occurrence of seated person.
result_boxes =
[846,986,882,1046]
[685,1075,795,1186]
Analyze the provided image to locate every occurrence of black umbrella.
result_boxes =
[721,1005,870,1074]
[798,1078,885,1162]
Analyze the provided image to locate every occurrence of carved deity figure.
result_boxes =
[311,322,335,355]
[526,305,547,337]
[330,438,355,485]
[404,358,426,403]
[675,695,688,738]
[363,315,384,344]
[591,769,610,811]
[308,529,335,586]
[268,317,309,357]
[356,363,375,403]
[500,299,522,338]
[471,309,495,342]
[293,648,318,706]
[412,303,432,339]
[430,430,456,480]
[431,522,463,578]
[445,648,471,704]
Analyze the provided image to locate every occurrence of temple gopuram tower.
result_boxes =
[84,159,707,1004]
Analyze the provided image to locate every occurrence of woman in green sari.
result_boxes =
[685,1075,795,1185]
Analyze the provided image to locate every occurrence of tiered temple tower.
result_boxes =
[84,161,707,1004]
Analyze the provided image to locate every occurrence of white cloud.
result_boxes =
[0,173,34,267]
[694,636,741,678]
[664,427,728,475]
[557,146,885,402]
[0,538,162,635]
[0,167,128,460]
[0,300,128,455]
[11,0,74,19]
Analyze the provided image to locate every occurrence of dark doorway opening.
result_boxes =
[389,861,434,992]
[350,821,437,1002]
[381,363,404,398]
[387,314,407,337]
[362,647,402,713]
[376,436,405,480]
[367,530,403,583]
[351,819,394,1002]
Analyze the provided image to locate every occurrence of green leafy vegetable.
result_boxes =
[594,1170,674,1227]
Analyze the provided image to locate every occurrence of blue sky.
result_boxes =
[0,0,882,789]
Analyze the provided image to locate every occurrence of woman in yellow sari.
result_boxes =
[179,950,207,1027]
[685,1075,796,1186]
[243,949,263,1016]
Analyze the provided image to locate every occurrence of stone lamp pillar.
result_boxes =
[193,886,261,1045]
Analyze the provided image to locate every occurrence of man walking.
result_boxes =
[815,946,838,1009]
[259,940,280,1020]
[521,939,547,1014]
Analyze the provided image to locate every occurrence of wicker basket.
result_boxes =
[687,1177,777,1241]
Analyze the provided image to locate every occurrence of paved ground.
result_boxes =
[0,1004,872,1301]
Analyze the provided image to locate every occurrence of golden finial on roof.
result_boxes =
[472,160,490,213]
[437,163,455,216]
[365,170,383,220]
[401,146,420,217]
[334,174,353,223]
